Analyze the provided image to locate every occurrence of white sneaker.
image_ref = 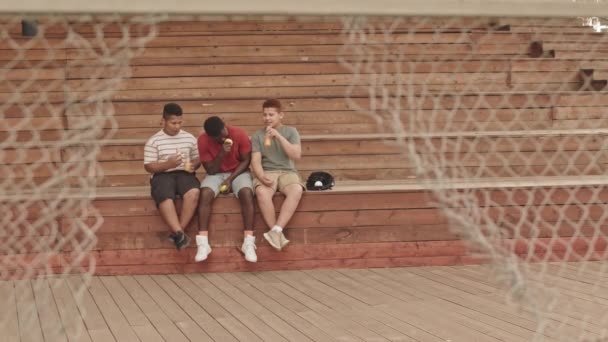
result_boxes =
[241,236,257,263]
[194,235,212,262]
[263,230,283,250]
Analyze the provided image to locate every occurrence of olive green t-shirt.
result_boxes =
[251,125,301,171]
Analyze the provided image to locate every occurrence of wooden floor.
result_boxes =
[2,263,607,342]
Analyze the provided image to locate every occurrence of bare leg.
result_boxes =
[197,187,215,236]
[179,188,200,230]
[238,187,255,237]
[255,185,277,229]
[158,199,182,233]
[276,184,303,228]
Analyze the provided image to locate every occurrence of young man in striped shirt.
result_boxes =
[144,103,200,250]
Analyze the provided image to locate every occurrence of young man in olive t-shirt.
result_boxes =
[251,99,305,251]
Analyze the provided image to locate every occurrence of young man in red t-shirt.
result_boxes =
[196,116,256,262]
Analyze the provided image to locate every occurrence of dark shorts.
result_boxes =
[150,171,200,207]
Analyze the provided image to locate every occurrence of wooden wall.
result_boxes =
[2,16,608,276]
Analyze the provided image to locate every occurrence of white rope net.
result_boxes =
[2,10,608,341]
[0,14,160,339]
[341,16,608,341]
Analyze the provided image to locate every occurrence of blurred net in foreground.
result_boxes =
[341,16,608,341]
[0,14,160,338]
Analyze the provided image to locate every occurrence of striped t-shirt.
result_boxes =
[144,129,199,173]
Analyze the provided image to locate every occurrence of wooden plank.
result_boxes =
[132,275,214,341]
[0,130,62,143]
[62,17,494,35]
[166,274,240,342]
[98,277,150,326]
[0,147,62,163]
[149,275,238,342]
[545,42,608,52]
[86,277,140,342]
[0,49,67,61]
[129,325,164,342]
[125,54,519,66]
[65,32,479,50]
[364,269,531,341]
[220,272,334,342]
[83,131,605,163]
[88,224,459,250]
[0,117,64,132]
[338,270,502,340]
[71,111,374,130]
[1,67,65,80]
[401,268,537,341]
[79,186,608,213]
[0,281,20,342]
[88,207,448,234]
[91,191,437,216]
[90,124,380,140]
[47,278,93,342]
[439,265,603,338]
[80,233,605,264]
[178,273,278,341]
[92,255,470,276]
[554,106,608,119]
[510,71,581,84]
[447,265,603,339]
[68,60,513,79]
[108,95,557,116]
[516,267,608,326]
[557,51,608,59]
[31,278,68,342]
[67,72,508,91]
[558,93,608,106]
[0,79,66,92]
[205,272,318,342]
[116,275,190,342]
[333,268,504,342]
[7,263,608,341]
[87,237,467,263]
[248,271,367,341]
[86,203,607,237]
[89,148,606,179]
[14,280,44,342]
[59,85,559,103]
[511,59,597,72]
[268,270,400,341]
[67,108,556,131]
[65,275,115,340]
[173,274,261,342]
[67,44,473,60]
[3,103,65,118]
[300,269,431,341]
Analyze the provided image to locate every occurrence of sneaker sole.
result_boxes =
[194,247,212,262]
[236,247,258,263]
[263,232,282,250]
[176,235,191,250]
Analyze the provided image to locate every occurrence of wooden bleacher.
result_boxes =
[3,16,608,276]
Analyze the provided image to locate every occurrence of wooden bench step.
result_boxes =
[9,180,605,275]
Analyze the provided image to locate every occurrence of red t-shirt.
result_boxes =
[198,126,251,173]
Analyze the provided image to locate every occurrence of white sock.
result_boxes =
[244,235,255,242]
[196,235,208,244]
[271,225,283,233]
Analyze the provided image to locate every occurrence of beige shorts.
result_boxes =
[253,171,305,192]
